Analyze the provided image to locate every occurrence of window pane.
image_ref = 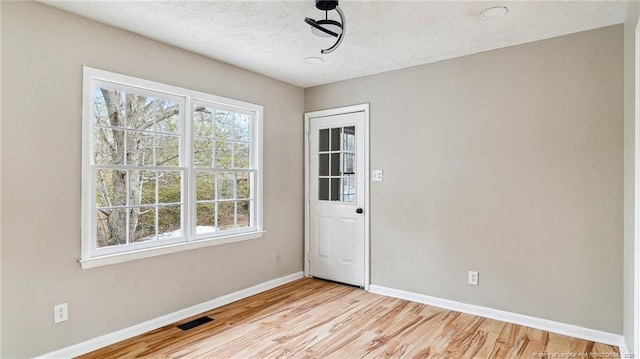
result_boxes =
[343,126,355,151]
[130,206,156,243]
[343,152,355,174]
[215,140,233,169]
[126,94,155,131]
[96,208,127,247]
[217,172,234,200]
[331,153,340,176]
[196,203,215,234]
[96,169,127,207]
[158,205,182,239]
[218,201,235,231]
[319,178,329,201]
[331,127,341,151]
[196,171,215,201]
[237,201,250,229]
[331,178,340,201]
[94,128,124,165]
[93,87,124,128]
[342,175,355,203]
[129,170,156,206]
[234,142,249,169]
[158,171,182,204]
[215,110,234,140]
[156,99,180,134]
[193,138,213,168]
[194,106,213,137]
[235,113,250,141]
[156,134,179,167]
[319,154,329,176]
[319,129,329,152]
[237,172,250,199]
[126,130,154,166]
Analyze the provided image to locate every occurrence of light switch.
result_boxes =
[372,170,383,182]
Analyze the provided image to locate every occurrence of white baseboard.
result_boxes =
[369,284,625,349]
[618,337,634,358]
[35,271,304,359]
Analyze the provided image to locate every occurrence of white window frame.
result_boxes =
[80,66,264,269]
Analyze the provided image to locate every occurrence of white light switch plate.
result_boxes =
[372,170,383,182]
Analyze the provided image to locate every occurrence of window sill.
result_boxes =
[79,231,266,269]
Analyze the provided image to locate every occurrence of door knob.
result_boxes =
[356,208,363,214]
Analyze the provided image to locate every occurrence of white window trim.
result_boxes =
[80,66,264,269]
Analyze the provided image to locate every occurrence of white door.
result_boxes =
[308,111,366,286]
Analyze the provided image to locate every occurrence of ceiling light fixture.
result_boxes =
[304,0,346,54]
[480,6,508,20]
[305,57,324,64]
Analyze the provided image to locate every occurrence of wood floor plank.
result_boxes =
[78,278,619,359]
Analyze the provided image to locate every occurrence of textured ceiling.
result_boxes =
[42,1,629,88]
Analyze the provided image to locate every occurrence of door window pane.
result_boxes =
[343,152,355,174]
[330,178,341,201]
[319,178,329,200]
[343,126,355,151]
[319,129,329,152]
[319,154,329,176]
[342,175,355,203]
[331,153,341,176]
[331,127,341,151]
[317,125,357,203]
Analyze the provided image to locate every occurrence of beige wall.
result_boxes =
[306,26,624,333]
[0,2,304,357]
[624,1,640,354]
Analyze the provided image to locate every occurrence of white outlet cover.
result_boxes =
[54,303,68,323]
[468,271,479,286]
[372,170,383,182]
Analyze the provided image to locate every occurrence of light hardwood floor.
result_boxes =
[78,278,619,358]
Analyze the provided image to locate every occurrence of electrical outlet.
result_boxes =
[54,303,68,323]
[468,271,479,286]
[372,170,383,182]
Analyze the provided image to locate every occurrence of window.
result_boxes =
[317,126,356,202]
[81,67,263,268]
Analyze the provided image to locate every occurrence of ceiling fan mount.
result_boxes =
[304,0,346,54]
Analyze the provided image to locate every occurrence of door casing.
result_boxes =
[304,103,370,290]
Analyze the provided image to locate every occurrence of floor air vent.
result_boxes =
[177,316,214,331]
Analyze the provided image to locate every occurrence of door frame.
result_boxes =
[634,17,640,358]
[304,103,370,290]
